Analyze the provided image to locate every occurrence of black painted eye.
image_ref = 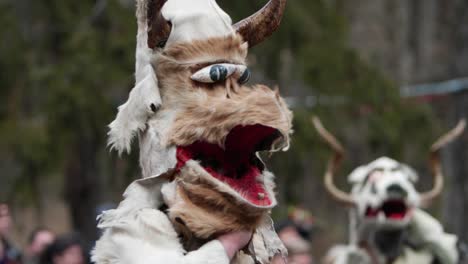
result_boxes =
[156,39,168,48]
[238,68,251,84]
[191,63,248,83]
[209,65,228,82]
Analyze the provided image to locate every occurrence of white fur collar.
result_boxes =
[98,176,287,263]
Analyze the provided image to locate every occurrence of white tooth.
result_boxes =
[258,193,265,200]
[378,212,385,222]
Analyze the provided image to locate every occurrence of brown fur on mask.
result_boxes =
[154,34,292,148]
[155,34,292,246]
[163,162,270,241]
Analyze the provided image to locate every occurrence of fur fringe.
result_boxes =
[107,65,161,155]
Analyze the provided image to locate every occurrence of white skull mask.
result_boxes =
[312,117,466,231]
[348,157,420,228]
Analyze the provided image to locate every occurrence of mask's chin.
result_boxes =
[176,124,282,208]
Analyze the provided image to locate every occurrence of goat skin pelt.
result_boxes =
[91,175,286,264]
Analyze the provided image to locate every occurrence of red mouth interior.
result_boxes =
[176,124,281,206]
[365,200,408,220]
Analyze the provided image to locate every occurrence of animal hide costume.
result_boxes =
[312,117,466,264]
[92,0,292,263]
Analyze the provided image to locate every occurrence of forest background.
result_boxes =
[1,0,467,259]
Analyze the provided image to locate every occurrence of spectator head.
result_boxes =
[0,203,12,237]
[27,228,55,257]
[40,233,85,264]
[0,239,4,259]
[272,223,313,264]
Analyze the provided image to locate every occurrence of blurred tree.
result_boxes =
[0,0,138,244]
[441,0,468,241]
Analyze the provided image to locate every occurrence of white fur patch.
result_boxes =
[107,65,162,155]
[138,111,177,178]
[97,176,166,229]
[348,157,418,184]
[93,176,231,264]
[252,217,288,262]
[325,245,371,264]
[93,208,230,264]
[407,209,459,263]
[162,0,234,45]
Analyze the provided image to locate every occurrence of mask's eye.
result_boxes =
[210,65,228,82]
[238,68,250,84]
[191,63,248,83]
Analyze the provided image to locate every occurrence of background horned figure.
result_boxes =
[312,117,466,264]
[92,0,292,263]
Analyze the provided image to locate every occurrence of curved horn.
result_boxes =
[312,117,356,207]
[420,119,466,206]
[146,0,172,49]
[233,0,287,48]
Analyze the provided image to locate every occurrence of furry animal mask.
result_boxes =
[106,0,291,247]
[312,117,465,230]
[313,117,465,263]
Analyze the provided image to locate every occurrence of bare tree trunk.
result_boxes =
[443,92,468,241]
[64,138,101,248]
[441,0,468,242]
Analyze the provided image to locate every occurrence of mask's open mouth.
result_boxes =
[176,124,282,207]
[365,200,408,220]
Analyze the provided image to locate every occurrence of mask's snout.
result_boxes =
[386,184,408,199]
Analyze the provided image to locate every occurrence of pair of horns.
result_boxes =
[312,116,466,207]
[146,0,287,49]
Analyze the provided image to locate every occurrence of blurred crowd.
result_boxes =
[0,203,86,264]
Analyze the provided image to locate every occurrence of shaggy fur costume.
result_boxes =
[323,158,460,264]
[93,174,286,264]
[92,0,291,263]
